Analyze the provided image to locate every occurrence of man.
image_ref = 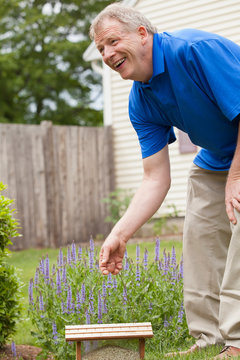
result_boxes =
[90,3,240,359]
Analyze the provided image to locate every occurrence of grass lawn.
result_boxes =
[6,238,236,359]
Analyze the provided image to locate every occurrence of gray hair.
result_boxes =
[89,3,158,40]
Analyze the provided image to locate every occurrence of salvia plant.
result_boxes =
[28,237,189,359]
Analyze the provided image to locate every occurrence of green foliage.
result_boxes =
[28,239,189,359]
[0,182,20,255]
[103,189,133,225]
[103,189,181,236]
[152,204,180,236]
[0,0,114,126]
[0,262,23,348]
[0,182,22,348]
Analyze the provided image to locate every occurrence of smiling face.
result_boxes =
[94,17,153,82]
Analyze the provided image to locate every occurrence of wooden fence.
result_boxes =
[0,121,114,249]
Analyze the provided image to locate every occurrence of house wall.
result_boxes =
[106,0,240,216]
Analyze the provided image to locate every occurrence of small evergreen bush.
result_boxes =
[28,238,189,359]
[0,182,22,348]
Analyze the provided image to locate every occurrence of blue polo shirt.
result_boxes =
[129,29,240,170]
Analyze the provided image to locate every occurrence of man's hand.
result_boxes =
[99,236,127,275]
[225,177,240,224]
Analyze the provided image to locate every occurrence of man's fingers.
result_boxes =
[99,246,110,265]
[226,201,237,224]
[232,198,240,212]
[116,262,122,270]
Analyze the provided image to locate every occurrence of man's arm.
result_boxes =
[99,145,171,275]
[225,116,240,224]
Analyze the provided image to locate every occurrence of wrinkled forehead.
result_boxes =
[94,16,131,39]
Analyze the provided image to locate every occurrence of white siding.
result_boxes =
[107,0,240,215]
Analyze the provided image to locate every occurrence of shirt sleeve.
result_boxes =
[128,87,176,159]
[187,37,240,120]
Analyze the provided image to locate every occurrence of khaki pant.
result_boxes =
[183,164,240,348]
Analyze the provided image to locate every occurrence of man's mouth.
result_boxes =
[114,57,126,69]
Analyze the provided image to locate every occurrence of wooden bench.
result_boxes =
[65,322,153,360]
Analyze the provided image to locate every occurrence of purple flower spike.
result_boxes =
[67,285,72,314]
[45,254,50,283]
[136,245,140,264]
[34,268,39,286]
[81,283,86,304]
[71,241,76,264]
[123,286,127,306]
[28,279,34,305]
[56,268,62,295]
[124,250,129,272]
[89,246,94,271]
[163,249,169,276]
[143,248,148,270]
[52,322,58,344]
[78,246,82,261]
[149,302,153,312]
[178,302,184,323]
[89,290,94,314]
[85,309,90,324]
[67,246,72,265]
[98,291,102,324]
[102,280,107,297]
[62,265,67,284]
[171,246,177,268]
[76,291,81,313]
[164,317,169,328]
[179,255,184,279]
[39,257,45,275]
[107,273,112,294]
[39,293,44,314]
[113,278,117,289]
[155,238,160,262]
[58,248,63,267]
[158,260,162,271]
[52,264,56,276]
[136,264,140,285]
[11,341,17,358]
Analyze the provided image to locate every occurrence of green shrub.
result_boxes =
[0,182,22,348]
[102,188,133,225]
[152,204,180,236]
[0,182,20,255]
[0,262,22,347]
[28,239,189,359]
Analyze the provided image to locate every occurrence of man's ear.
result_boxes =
[137,26,148,44]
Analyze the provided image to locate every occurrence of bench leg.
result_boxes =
[139,338,145,359]
[76,341,81,360]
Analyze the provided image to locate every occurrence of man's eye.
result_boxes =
[111,39,117,44]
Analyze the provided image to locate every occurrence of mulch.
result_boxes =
[0,345,53,360]
[0,344,140,360]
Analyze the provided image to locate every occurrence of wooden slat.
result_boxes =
[66,322,152,330]
[66,333,153,341]
[66,326,152,333]
[65,323,153,341]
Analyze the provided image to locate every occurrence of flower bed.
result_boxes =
[28,238,188,359]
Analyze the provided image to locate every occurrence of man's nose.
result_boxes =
[103,46,115,63]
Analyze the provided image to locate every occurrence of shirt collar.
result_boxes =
[139,33,165,87]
